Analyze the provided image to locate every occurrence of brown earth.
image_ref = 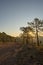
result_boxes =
[0,43,43,65]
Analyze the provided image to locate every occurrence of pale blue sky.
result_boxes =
[0,0,43,36]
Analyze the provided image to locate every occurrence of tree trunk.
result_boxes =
[36,26,39,46]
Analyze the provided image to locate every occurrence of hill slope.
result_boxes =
[0,32,15,42]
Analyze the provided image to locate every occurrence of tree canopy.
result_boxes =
[20,18,43,46]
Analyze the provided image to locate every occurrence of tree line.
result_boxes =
[0,32,15,42]
[20,18,43,46]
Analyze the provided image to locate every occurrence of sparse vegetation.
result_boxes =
[0,18,43,65]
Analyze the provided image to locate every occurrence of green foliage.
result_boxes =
[0,32,15,42]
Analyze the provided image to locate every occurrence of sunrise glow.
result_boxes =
[29,32,34,37]
[29,31,43,37]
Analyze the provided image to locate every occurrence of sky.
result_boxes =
[0,0,43,37]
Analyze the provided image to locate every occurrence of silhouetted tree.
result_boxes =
[20,27,33,45]
[28,18,43,46]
